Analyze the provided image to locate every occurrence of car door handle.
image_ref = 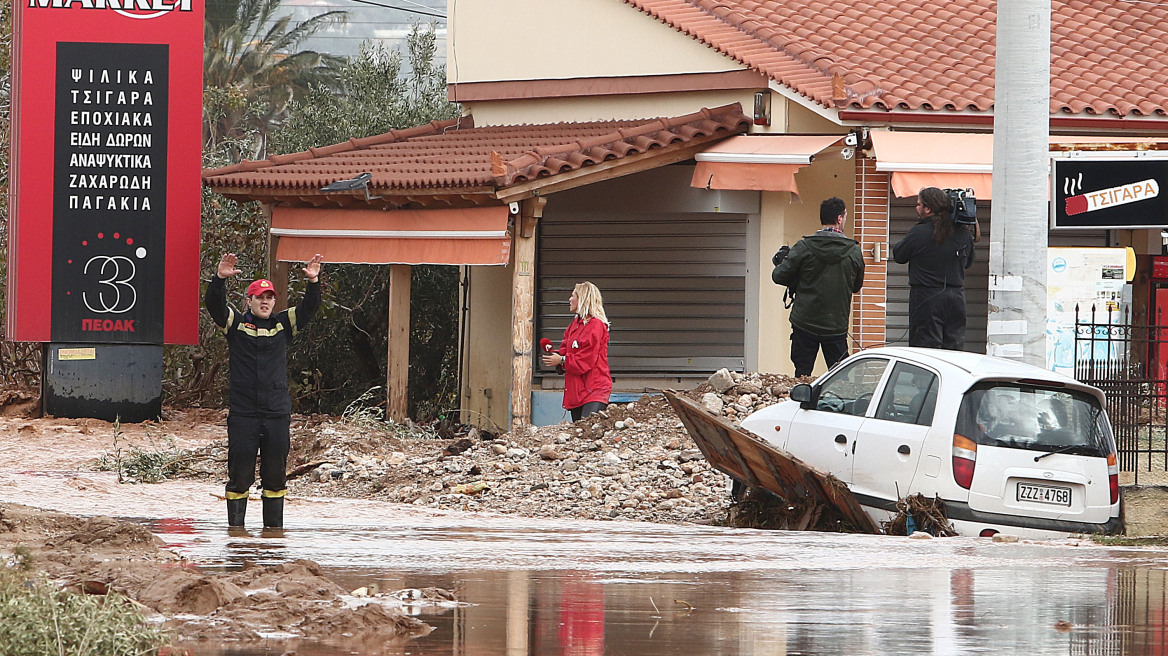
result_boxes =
[898,444,911,455]
[835,434,847,444]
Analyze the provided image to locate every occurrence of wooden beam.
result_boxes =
[521,195,546,238]
[386,264,411,422]
[262,205,292,310]
[509,197,543,432]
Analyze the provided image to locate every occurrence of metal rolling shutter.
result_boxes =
[886,197,1106,352]
[537,211,746,374]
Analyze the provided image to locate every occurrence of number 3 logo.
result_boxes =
[82,255,137,314]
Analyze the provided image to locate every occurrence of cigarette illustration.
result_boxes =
[1065,178,1159,216]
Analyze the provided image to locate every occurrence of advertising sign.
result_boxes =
[8,0,203,345]
[1051,158,1168,229]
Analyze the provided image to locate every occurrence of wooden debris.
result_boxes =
[881,493,957,537]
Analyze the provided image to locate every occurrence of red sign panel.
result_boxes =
[8,0,203,344]
[1153,256,1168,281]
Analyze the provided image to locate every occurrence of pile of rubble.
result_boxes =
[277,370,804,525]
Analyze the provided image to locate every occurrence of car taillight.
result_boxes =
[953,433,977,489]
[1107,452,1119,505]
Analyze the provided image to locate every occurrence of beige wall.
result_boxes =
[461,264,514,431]
[753,157,857,376]
[449,0,740,85]
[466,89,763,127]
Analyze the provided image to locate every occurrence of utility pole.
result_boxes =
[988,1,1050,366]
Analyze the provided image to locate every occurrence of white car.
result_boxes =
[739,347,1122,539]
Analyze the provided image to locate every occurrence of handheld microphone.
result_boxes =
[540,338,554,354]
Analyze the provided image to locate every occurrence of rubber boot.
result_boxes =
[227,498,247,527]
[262,496,284,529]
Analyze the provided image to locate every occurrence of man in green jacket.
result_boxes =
[772,197,865,377]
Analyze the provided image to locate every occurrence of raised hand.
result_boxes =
[217,253,242,279]
[303,253,324,281]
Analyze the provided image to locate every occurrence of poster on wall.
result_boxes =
[1046,247,1135,375]
[8,0,203,345]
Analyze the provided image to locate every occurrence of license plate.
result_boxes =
[1017,482,1071,506]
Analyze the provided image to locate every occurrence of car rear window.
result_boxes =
[955,382,1113,456]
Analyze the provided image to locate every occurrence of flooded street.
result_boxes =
[3,443,1168,655]
[138,502,1168,656]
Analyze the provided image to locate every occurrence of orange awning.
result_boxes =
[272,206,511,265]
[692,135,843,194]
[869,133,1168,200]
[869,132,994,199]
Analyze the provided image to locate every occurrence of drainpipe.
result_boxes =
[988,1,1050,366]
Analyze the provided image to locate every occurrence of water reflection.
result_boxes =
[141,513,1168,656]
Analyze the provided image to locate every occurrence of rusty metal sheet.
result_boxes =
[664,390,879,534]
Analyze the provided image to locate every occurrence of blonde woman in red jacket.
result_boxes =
[542,281,612,421]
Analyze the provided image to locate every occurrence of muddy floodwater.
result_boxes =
[2,459,1167,655]
[129,501,1167,656]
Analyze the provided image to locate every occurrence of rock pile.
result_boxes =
[280,370,804,526]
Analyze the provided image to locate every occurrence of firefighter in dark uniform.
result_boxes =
[205,252,323,529]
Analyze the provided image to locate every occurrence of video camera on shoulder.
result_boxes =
[944,188,978,226]
[772,245,791,267]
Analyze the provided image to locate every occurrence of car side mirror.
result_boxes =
[790,383,814,409]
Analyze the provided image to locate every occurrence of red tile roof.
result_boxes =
[624,0,1168,119]
[203,104,752,203]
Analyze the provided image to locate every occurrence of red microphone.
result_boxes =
[540,338,553,354]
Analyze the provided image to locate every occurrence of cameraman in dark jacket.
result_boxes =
[772,197,865,377]
[892,187,975,350]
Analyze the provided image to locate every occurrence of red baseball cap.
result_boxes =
[246,279,275,297]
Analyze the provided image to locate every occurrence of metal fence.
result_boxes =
[1074,305,1168,483]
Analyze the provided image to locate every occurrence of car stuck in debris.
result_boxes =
[732,347,1122,539]
[665,347,1124,539]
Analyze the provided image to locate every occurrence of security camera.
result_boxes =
[844,132,858,147]
[841,146,855,161]
[509,202,520,214]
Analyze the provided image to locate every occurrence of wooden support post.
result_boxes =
[510,197,545,432]
[386,264,411,422]
[272,260,290,311]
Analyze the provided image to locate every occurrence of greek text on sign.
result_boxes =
[1065,179,1160,216]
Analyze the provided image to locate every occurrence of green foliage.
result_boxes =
[92,419,190,484]
[204,0,348,159]
[0,566,168,656]
[270,27,459,153]
[340,386,438,438]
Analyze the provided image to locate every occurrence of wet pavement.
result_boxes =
[144,506,1168,656]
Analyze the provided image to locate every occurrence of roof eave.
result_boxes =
[492,129,744,203]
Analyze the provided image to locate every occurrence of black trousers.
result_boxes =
[225,414,290,497]
[790,327,849,378]
[570,401,608,422]
[908,286,967,350]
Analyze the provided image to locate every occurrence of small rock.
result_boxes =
[992,534,1020,543]
[708,368,735,393]
[538,444,564,460]
[701,393,724,415]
